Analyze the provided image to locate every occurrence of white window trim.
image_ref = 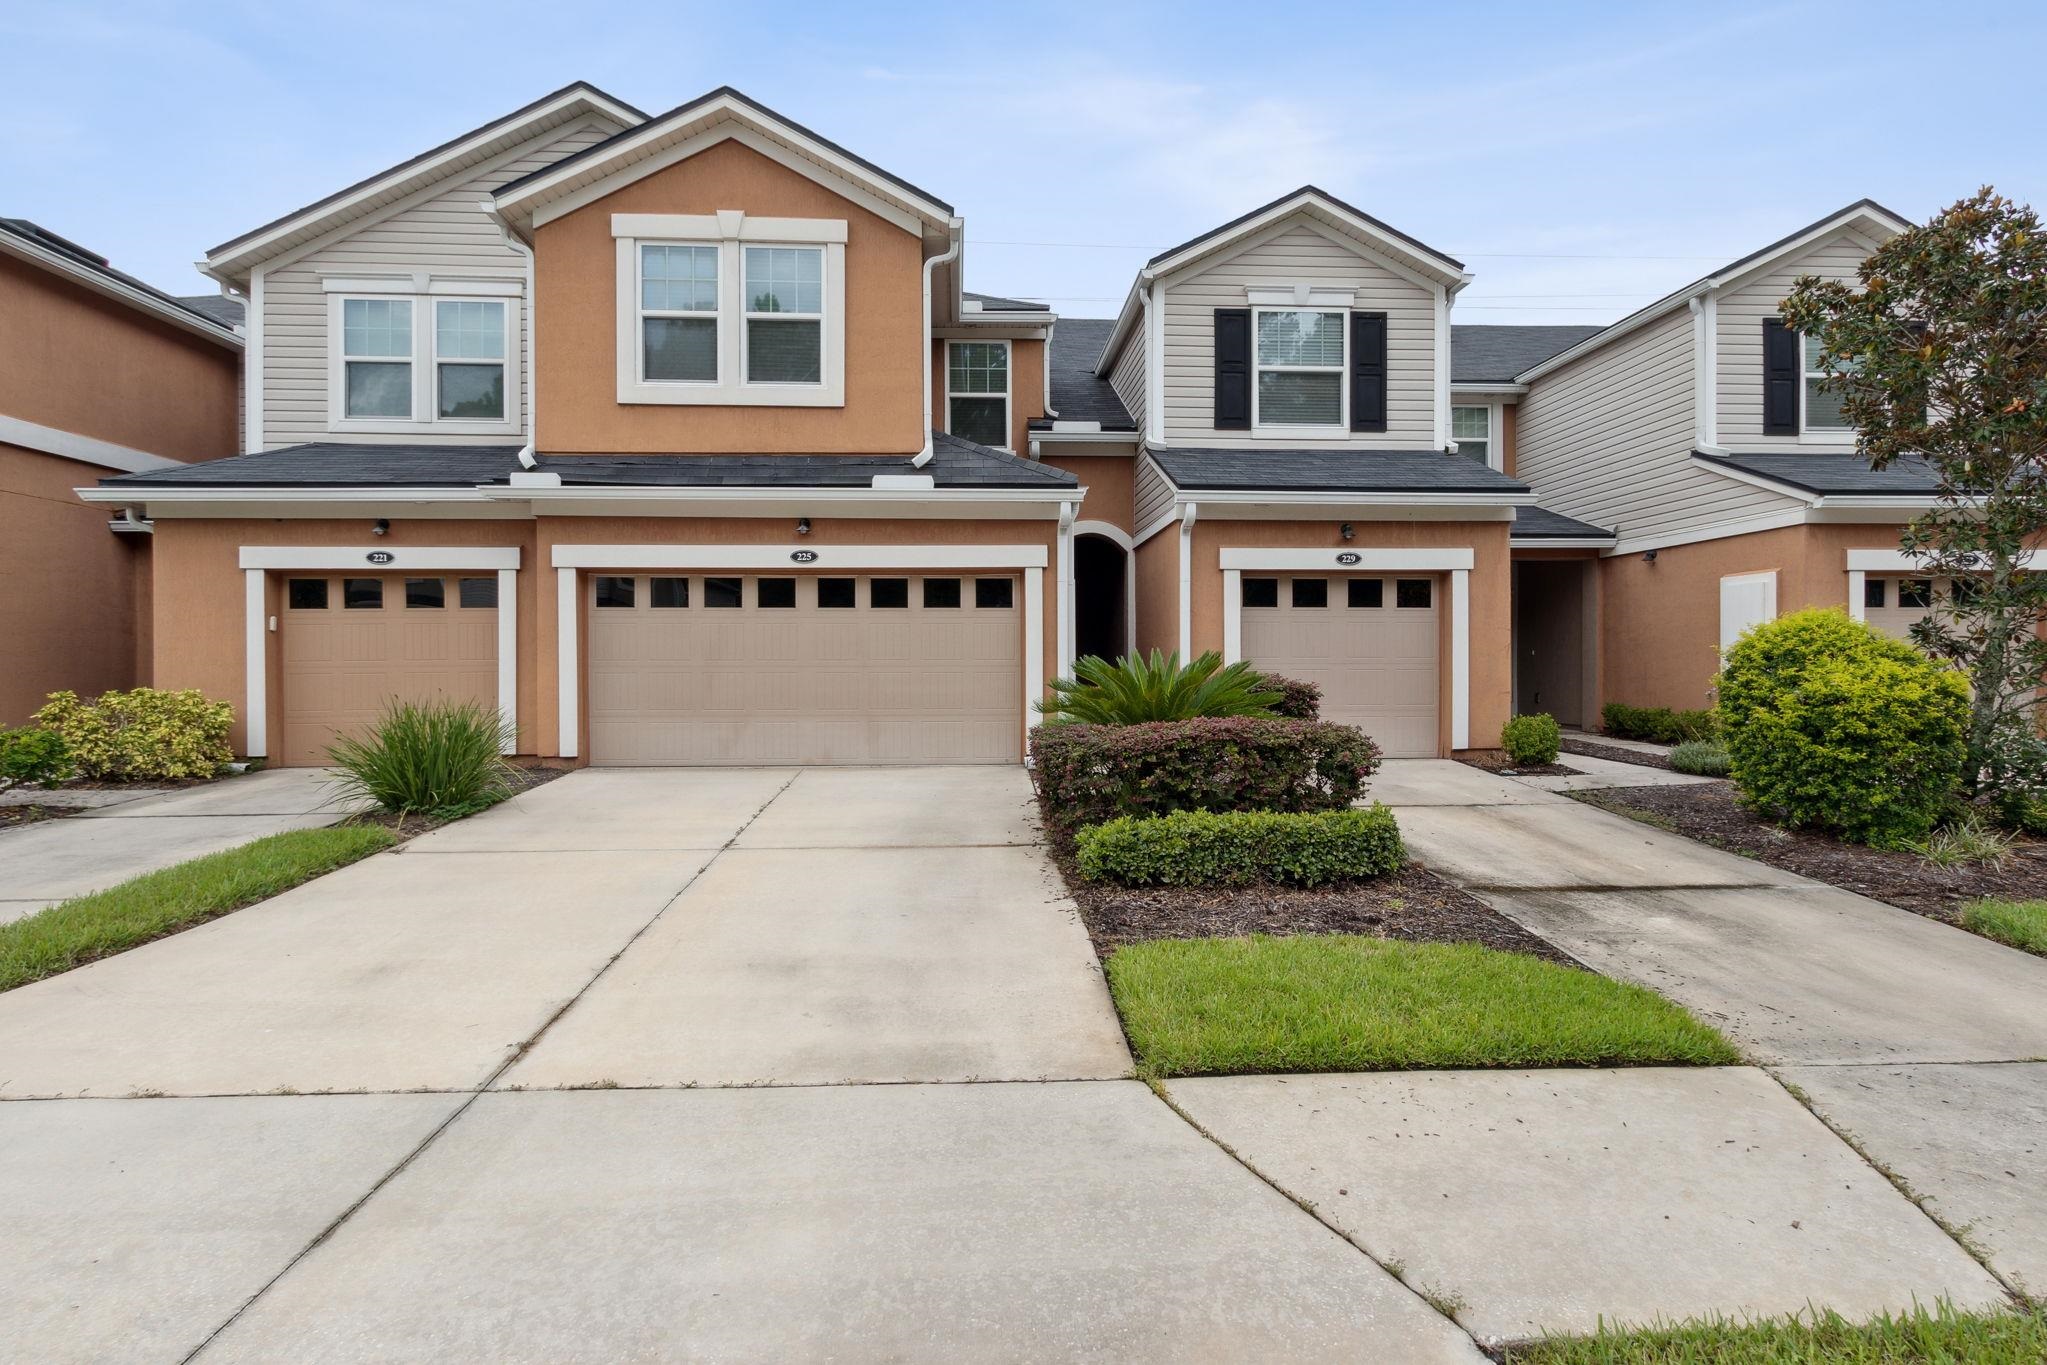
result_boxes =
[326,293,521,436]
[1799,330,1857,444]
[238,546,521,758]
[1217,546,1473,750]
[945,338,1012,450]
[1251,306,1348,435]
[1451,402,1499,471]
[432,298,514,429]
[613,211,847,408]
[741,244,827,388]
[634,241,723,390]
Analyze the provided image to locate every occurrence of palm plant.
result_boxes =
[1036,650,1282,725]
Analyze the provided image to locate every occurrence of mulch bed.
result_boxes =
[0,804,82,830]
[1041,811,1577,965]
[1455,750,1581,778]
[1572,782,2047,922]
[1558,735,1675,771]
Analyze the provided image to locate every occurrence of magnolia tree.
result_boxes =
[1782,189,2047,818]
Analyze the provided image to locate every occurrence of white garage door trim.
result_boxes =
[1844,547,1944,623]
[238,545,521,758]
[550,543,1048,759]
[1218,547,1474,749]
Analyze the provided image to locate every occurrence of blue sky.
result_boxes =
[6,0,2041,323]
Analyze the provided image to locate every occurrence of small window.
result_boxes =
[343,578,383,609]
[1951,576,1984,605]
[923,577,962,608]
[1452,405,1491,465]
[405,578,445,609]
[818,577,856,609]
[871,577,910,609]
[651,577,688,609]
[1348,579,1383,609]
[947,341,1010,448]
[1254,309,1345,427]
[974,577,1014,609]
[757,577,796,609]
[1396,578,1433,609]
[1863,577,1886,609]
[1242,577,1280,608]
[342,297,412,418]
[641,244,719,384]
[1291,578,1328,609]
[704,577,743,608]
[1803,333,1855,432]
[1898,578,1933,608]
[288,578,329,610]
[744,246,823,384]
[434,300,506,420]
[459,577,497,608]
[595,576,636,608]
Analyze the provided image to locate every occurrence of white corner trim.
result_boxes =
[237,546,521,570]
[1218,547,1475,571]
[1433,284,1452,451]
[496,568,519,754]
[0,413,180,475]
[550,544,1048,570]
[244,569,267,757]
[246,268,265,452]
[1689,290,1718,447]
[1450,567,1471,749]
[1177,502,1197,657]
[1055,501,1077,677]
[556,567,580,760]
[1221,568,1242,664]
[1024,566,1046,733]
[1145,278,1166,446]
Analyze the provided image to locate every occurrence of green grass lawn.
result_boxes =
[1961,899,2047,955]
[1105,934,1739,1077]
[1502,1303,2047,1363]
[0,824,395,992]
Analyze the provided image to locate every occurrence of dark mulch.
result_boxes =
[347,763,568,843]
[1558,735,1674,771]
[1456,750,1581,778]
[1040,811,1576,965]
[1573,782,2047,922]
[0,803,84,830]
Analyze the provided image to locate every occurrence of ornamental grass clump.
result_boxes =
[326,699,515,818]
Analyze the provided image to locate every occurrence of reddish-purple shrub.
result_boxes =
[1253,674,1322,720]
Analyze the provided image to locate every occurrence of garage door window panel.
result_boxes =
[819,578,856,609]
[459,577,497,608]
[704,577,743,608]
[1397,579,1433,609]
[405,578,445,609]
[1348,578,1383,609]
[974,578,1014,609]
[1291,578,1328,608]
[289,578,329,610]
[595,576,636,609]
[758,577,797,608]
[1243,577,1279,608]
[1864,577,1887,609]
[651,576,689,608]
[344,578,383,609]
[872,578,909,609]
[923,578,962,608]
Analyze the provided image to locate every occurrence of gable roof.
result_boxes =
[0,218,241,348]
[490,86,954,241]
[1515,199,1912,385]
[1452,325,1603,385]
[203,81,645,284]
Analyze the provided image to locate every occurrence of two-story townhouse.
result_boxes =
[1511,200,1953,713]
[1,218,243,723]
[83,85,1079,768]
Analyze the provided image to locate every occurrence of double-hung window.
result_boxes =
[640,244,719,384]
[743,246,824,384]
[331,287,518,432]
[434,300,506,420]
[1254,309,1346,427]
[946,341,1010,448]
[1452,405,1492,466]
[342,298,413,419]
[1802,333,1855,434]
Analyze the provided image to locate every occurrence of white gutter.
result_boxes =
[1056,499,1077,676]
[913,218,967,469]
[484,202,540,470]
[1177,501,1198,657]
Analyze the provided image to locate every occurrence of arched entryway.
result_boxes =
[1073,527,1131,663]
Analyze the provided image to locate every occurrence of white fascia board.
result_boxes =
[1220,547,1475,571]
[1145,191,1464,288]
[238,545,520,570]
[0,232,242,349]
[1518,285,1709,385]
[1178,489,1535,509]
[1688,453,1823,504]
[1846,547,1938,572]
[1095,274,1150,377]
[1705,207,1907,297]
[552,543,1049,569]
[75,485,491,505]
[1451,383,1526,397]
[475,485,1070,505]
[1809,497,1944,515]
[11,415,182,474]
[934,324,1053,340]
[1511,537,1614,550]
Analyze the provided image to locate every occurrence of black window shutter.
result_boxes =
[1351,311,1388,432]
[1213,308,1251,429]
[1762,317,1799,436]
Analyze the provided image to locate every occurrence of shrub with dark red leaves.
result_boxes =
[1029,716,1381,829]
[1253,673,1322,720]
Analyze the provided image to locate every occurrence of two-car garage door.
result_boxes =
[1241,573,1442,758]
[586,572,1022,765]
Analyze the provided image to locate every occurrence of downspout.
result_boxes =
[913,218,967,468]
[1056,499,1077,677]
[1177,501,1198,659]
[486,204,540,470]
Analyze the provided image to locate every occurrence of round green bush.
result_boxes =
[1668,740,1731,777]
[1718,609,1969,847]
[1500,713,1561,766]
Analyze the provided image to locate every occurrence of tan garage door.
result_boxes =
[1864,574,1944,641]
[278,574,499,767]
[586,573,1022,766]
[1241,573,1440,758]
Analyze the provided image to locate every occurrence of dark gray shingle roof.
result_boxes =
[1452,325,1604,385]
[1,218,242,335]
[1033,318,1135,430]
[1693,450,1941,496]
[962,290,1048,312]
[1149,446,1527,496]
[101,434,1075,491]
[1514,506,1614,540]
[174,294,245,327]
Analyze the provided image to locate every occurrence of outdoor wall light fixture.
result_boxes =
[796,517,812,536]
[1340,522,1356,541]
[371,518,390,536]
[1642,548,1658,564]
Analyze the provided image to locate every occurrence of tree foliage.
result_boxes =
[1782,189,2047,812]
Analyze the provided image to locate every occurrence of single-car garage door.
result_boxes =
[586,572,1022,765]
[1241,573,1440,757]
[279,574,500,766]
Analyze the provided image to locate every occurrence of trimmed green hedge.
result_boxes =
[1502,713,1561,765]
[1030,716,1380,828]
[1076,805,1404,887]
[1600,702,1721,745]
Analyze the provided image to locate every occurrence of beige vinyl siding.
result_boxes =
[258,118,621,448]
[1517,309,1795,545]
[1133,454,1175,533]
[1716,228,1879,445]
[1160,223,1436,449]
[1108,316,1147,433]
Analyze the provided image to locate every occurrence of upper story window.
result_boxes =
[1254,309,1346,427]
[342,298,413,419]
[434,300,506,420]
[946,340,1010,448]
[1802,333,1855,433]
[640,245,719,384]
[744,247,823,384]
[328,287,519,434]
[1452,405,1492,465]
